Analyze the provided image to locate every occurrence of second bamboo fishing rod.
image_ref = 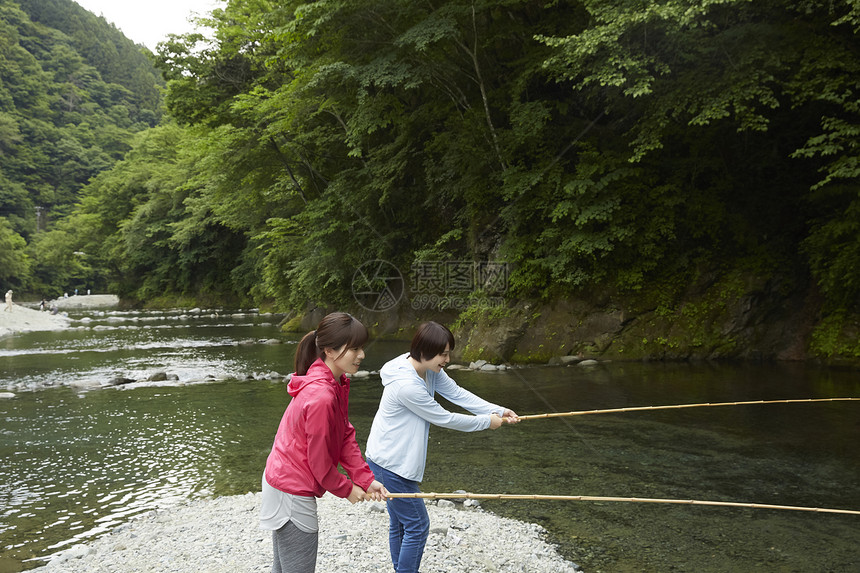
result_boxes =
[381,492,860,516]
[514,397,860,421]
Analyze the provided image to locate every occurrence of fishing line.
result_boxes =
[505,367,604,456]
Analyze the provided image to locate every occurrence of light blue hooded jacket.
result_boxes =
[365,353,504,482]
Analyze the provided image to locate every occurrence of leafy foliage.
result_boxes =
[0,218,31,289]
[140,0,860,313]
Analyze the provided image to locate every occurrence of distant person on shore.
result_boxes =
[261,312,388,573]
[4,290,12,312]
[39,299,46,311]
[365,321,519,573]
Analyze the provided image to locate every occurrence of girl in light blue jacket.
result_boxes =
[366,321,519,573]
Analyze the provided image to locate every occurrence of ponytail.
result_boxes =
[294,330,320,376]
[293,313,369,375]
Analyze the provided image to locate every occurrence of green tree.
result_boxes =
[523,0,859,302]
[69,124,251,302]
[27,226,91,296]
[157,0,595,308]
[0,217,32,289]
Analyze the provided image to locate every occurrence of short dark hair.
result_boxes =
[409,321,455,361]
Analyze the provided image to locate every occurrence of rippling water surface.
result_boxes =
[1,309,858,572]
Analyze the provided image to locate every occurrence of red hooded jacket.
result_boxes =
[264,358,375,498]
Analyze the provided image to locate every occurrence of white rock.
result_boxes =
[68,380,101,389]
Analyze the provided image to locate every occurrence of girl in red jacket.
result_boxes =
[261,312,388,573]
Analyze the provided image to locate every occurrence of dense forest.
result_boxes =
[0,0,163,292]
[1,0,858,361]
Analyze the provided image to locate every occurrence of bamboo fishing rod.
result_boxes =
[383,492,860,516]
[516,397,860,421]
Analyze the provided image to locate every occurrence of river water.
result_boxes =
[0,309,858,572]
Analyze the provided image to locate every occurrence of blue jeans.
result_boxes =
[367,459,429,573]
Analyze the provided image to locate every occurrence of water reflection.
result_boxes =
[1,387,225,565]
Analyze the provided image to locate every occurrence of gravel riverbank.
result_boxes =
[48,294,120,310]
[0,304,70,339]
[0,294,119,338]
[30,492,583,572]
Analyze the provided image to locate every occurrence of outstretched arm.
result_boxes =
[397,383,494,432]
[435,369,519,423]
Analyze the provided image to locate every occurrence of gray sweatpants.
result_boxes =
[272,521,318,573]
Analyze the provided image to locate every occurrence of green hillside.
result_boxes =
[0,0,163,292]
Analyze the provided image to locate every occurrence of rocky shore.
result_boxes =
[0,303,70,339]
[0,294,121,339]
[31,492,583,573]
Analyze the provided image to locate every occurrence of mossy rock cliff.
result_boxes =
[452,269,855,366]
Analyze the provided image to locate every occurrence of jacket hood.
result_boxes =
[379,353,417,386]
[287,358,337,396]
